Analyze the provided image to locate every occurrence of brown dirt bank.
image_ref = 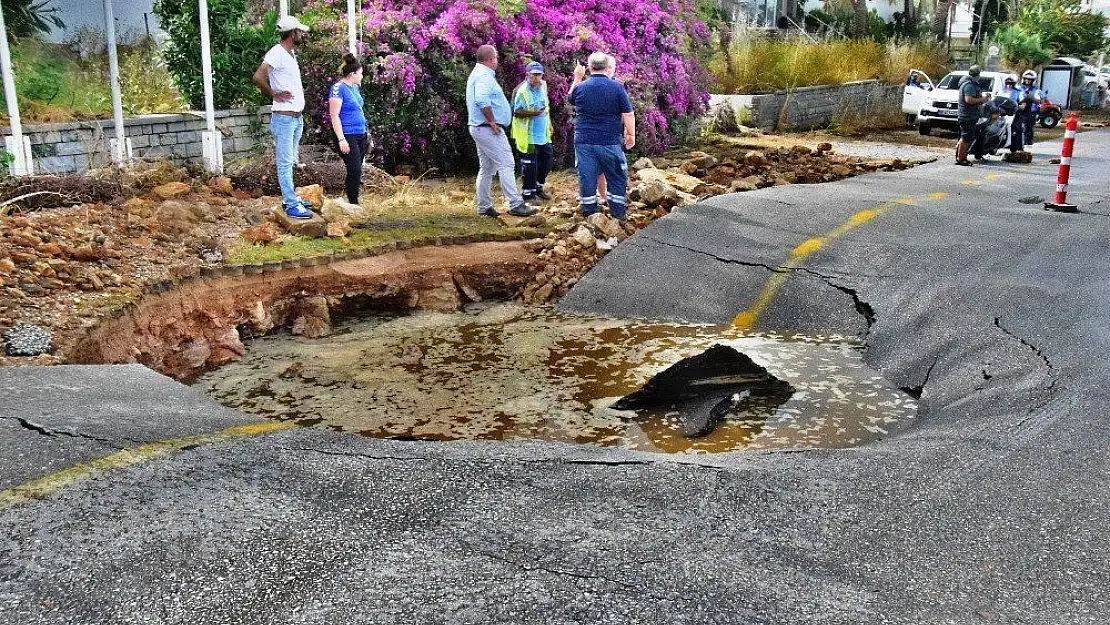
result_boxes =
[69,240,540,380]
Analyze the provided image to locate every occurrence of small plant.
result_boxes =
[153,0,277,109]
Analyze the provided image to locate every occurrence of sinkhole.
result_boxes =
[197,303,917,454]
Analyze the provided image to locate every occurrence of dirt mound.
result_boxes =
[226,150,397,196]
[0,175,128,212]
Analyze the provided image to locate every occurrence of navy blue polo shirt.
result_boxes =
[569,74,633,146]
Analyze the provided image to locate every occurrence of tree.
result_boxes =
[1,0,64,38]
[1015,0,1107,57]
[153,0,277,110]
[994,24,1053,66]
[851,0,869,37]
[933,0,954,40]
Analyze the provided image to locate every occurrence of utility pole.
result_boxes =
[104,0,129,166]
[0,0,33,175]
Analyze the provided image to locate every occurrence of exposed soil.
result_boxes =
[0,136,923,373]
[71,241,540,380]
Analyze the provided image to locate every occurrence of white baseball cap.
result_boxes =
[276,15,310,33]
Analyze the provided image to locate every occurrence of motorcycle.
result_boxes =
[972,95,1019,158]
[1037,94,1063,128]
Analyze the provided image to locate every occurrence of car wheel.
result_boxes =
[918,123,932,136]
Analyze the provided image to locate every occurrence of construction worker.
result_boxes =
[511,61,554,202]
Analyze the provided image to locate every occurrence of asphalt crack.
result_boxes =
[1,415,118,446]
[641,235,785,274]
[641,236,878,336]
[795,268,877,335]
[287,444,778,471]
[900,355,939,400]
[993,317,1058,393]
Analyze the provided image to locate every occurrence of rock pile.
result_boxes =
[3,323,52,356]
[627,143,903,211]
[0,170,265,360]
[521,212,640,304]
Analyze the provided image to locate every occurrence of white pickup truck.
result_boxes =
[906,70,1009,136]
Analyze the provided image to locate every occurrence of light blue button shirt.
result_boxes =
[466,64,511,127]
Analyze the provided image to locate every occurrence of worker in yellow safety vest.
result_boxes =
[511,61,554,201]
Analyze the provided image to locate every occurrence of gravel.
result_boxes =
[3,323,53,356]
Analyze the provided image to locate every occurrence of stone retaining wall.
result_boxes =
[0,107,273,174]
[708,81,902,132]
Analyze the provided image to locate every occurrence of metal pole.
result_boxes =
[279,0,289,17]
[198,0,222,172]
[0,0,30,175]
[199,0,216,135]
[347,0,357,54]
[103,0,128,165]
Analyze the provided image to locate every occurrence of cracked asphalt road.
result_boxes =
[3,133,1110,624]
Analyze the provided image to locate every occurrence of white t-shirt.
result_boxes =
[263,43,305,113]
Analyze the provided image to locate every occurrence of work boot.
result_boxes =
[508,204,539,217]
[535,187,552,200]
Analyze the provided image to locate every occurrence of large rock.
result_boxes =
[295,184,325,209]
[274,208,329,238]
[639,180,679,209]
[729,176,761,193]
[152,181,191,199]
[291,296,332,339]
[498,214,546,228]
[687,152,719,170]
[241,222,281,244]
[631,157,656,170]
[326,218,351,238]
[637,168,703,194]
[586,213,626,239]
[208,328,247,366]
[207,176,235,196]
[321,197,377,227]
[571,226,597,249]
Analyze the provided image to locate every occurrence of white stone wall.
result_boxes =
[0,107,273,175]
[708,80,903,132]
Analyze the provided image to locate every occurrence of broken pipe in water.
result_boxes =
[613,344,795,438]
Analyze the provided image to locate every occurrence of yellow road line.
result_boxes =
[0,421,296,511]
[731,169,1008,330]
[732,202,898,329]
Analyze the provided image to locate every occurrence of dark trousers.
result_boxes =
[1010,112,1028,151]
[1023,112,1036,146]
[575,143,628,219]
[520,143,553,198]
[338,133,368,204]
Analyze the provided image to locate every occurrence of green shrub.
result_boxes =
[118,41,188,115]
[153,0,277,109]
[993,24,1052,67]
[1014,0,1107,58]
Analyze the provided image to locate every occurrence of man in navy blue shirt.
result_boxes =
[569,52,636,220]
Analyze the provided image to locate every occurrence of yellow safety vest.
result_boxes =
[511,81,552,153]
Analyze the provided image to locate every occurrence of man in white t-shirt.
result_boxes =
[252,15,312,218]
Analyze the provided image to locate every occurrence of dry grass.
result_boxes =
[881,41,949,84]
[707,31,949,95]
[225,170,576,266]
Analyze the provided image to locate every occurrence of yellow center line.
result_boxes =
[0,421,297,511]
[731,170,1003,330]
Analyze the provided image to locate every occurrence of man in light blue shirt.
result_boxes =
[465,45,536,218]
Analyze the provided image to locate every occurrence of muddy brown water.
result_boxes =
[197,303,917,454]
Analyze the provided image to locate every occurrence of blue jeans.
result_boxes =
[575,143,628,219]
[270,112,304,207]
